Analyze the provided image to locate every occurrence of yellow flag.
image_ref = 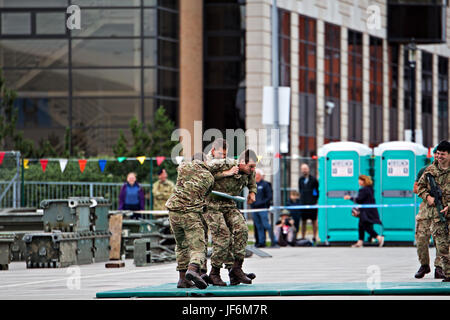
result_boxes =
[137,156,146,165]
[24,159,29,169]
[257,155,263,163]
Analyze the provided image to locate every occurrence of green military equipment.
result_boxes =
[40,198,91,232]
[133,238,151,267]
[89,197,111,232]
[0,233,15,270]
[92,230,111,263]
[426,173,448,232]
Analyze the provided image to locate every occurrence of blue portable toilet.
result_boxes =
[373,141,428,243]
[318,142,373,244]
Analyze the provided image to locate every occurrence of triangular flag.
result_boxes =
[59,159,68,172]
[257,155,263,163]
[117,157,126,163]
[427,147,432,158]
[23,159,29,169]
[40,159,48,172]
[275,153,282,159]
[175,156,183,165]
[156,156,165,166]
[78,159,87,173]
[137,156,146,165]
[98,159,107,172]
[0,152,4,165]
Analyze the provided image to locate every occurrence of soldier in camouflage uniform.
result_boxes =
[152,169,175,211]
[413,148,444,279]
[165,153,215,289]
[204,149,258,286]
[417,140,450,282]
[206,138,228,162]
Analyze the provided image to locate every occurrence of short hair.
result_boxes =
[157,168,166,175]
[127,172,137,178]
[436,140,450,153]
[358,175,373,187]
[238,149,257,164]
[192,152,207,161]
[255,168,264,176]
[212,138,228,151]
[290,190,300,197]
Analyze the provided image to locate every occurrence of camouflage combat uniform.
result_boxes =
[152,179,175,210]
[165,160,214,271]
[417,162,450,278]
[204,158,257,269]
[415,164,442,269]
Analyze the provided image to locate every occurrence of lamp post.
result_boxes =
[408,42,416,143]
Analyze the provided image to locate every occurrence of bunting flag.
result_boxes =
[78,159,87,173]
[427,147,432,158]
[98,159,107,172]
[175,156,184,165]
[257,155,263,163]
[137,156,146,165]
[23,159,29,169]
[59,159,68,173]
[117,157,127,163]
[0,152,4,165]
[275,153,282,159]
[40,159,49,172]
[311,155,318,160]
[156,156,165,166]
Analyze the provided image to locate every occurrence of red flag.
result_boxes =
[0,152,4,165]
[427,147,432,158]
[275,153,282,159]
[40,159,48,172]
[78,159,87,173]
[156,156,166,166]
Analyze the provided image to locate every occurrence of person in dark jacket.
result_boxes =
[298,164,319,242]
[286,190,302,240]
[119,172,145,219]
[251,169,279,248]
[344,175,384,247]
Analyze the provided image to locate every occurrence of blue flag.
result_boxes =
[98,159,107,172]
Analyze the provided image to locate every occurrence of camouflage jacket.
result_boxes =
[206,158,257,209]
[415,164,433,220]
[165,160,215,213]
[152,180,175,210]
[417,161,450,221]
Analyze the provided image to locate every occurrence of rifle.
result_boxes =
[426,173,448,231]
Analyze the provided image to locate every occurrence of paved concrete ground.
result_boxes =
[0,246,448,300]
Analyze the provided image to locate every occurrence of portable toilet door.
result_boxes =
[318,142,373,244]
[373,141,428,243]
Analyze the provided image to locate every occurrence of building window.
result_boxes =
[438,56,448,141]
[0,0,180,155]
[347,29,362,143]
[389,44,399,140]
[421,51,433,147]
[298,15,316,157]
[278,9,290,87]
[403,47,415,131]
[203,0,246,133]
[324,23,340,143]
[369,36,383,147]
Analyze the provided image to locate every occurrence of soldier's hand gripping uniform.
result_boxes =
[165,159,215,289]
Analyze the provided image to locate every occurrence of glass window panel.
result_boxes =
[71,39,141,67]
[205,61,240,86]
[14,97,68,128]
[144,68,157,95]
[158,9,178,39]
[72,69,140,96]
[3,69,68,94]
[156,99,178,124]
[207,36,241,57]
[36,12,67,35]
[205,5,241,31]
[2,0,67,7]
[308,71,316,94]
[299,68,307,92]
[72,0,140,7]
[204,89,244,131]
[0,39,68,68]
[71,9,141,37]
[159,40,178,68]
[143,39,157,66]
[144,9,157,36]
[158,69,178,97]
[1,13,31,35]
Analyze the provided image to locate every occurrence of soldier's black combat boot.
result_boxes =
[200,268,213,285]
[414,265,431,278]
[229,259,252,286]
[435,267,445,279]
[177,270,195,288]
[209,266,227,286]
[185,263,208,289]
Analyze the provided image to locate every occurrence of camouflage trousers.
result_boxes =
[203,206,248,269]
[415,217,442,268]
[430,217,450,278]
[168,210,206,271]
